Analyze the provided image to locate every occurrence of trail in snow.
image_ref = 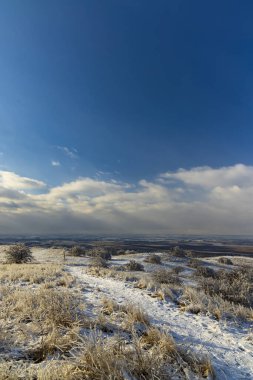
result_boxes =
[68,265,253,380]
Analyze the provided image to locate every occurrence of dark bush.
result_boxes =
[90,256,109,268]
[170,246,186,258]
[144,254,162,264]
[124,260,144,271]
[194,266,216,278]
[5,244,33,264]
[69,245,85,257]
[87,248,112,260]
[152,269,182,285]
[218,257,233,265]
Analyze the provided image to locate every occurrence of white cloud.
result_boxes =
[0,171,46,190]
[160,164,253,188]
[57,146,78,159]
[51,160,61,167]
[0,164,253,235]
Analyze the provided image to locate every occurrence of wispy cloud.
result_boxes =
[0,171,46,190]
[57,146,78,159]
[51,160,61,167]
[0,164,253,235]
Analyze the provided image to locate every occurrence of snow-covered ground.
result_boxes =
[0,246,252,379]
[68,260,253,380]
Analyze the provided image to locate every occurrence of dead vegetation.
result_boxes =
[217,257,233,265]
[0,253,215,380]
[3,242,253,378]
[152,268,182,285]
[4,244,33,264]
[0,263,74,286]
[68,245,85,257]
[144,254,162,264]
[124,260,144,271]
[89,256,109,268]
[180,267,253,321]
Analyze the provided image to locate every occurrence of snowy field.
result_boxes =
[0,246,252,379]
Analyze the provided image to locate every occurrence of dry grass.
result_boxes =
[0,286,84,327]
[0,250,215,379]
[87,266,139,282]
[0,264,74,287]
[101,297,150,329]
[182,266,253,320]
[180,285,253,321]
[136,275,176,301]
[200,268,253,308]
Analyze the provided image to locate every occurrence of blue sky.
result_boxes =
[0,1,253,234]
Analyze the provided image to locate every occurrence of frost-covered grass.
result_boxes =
[0,249,217,380]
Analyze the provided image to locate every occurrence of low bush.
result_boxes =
[180,285,253,321]
[152,269,182,285]
[144,254,162,264]
[90,256,109,268]
[5,244,33,264]
[124,260,144,271]
[170,246,186,258]
[69,245,85,257]
[87,248,112,260]
[200,268,253,308]
[194,266,216,278]
[218,257,233,265]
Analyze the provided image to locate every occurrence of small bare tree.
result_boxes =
[5,244,33,264]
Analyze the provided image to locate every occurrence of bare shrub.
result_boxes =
[170,246,186,257]
[88,248,112,260]
[124,260,144,271]
[69,245,85,257]
[218,257,233,265]
[5,244,33,264]
[200,268,253,308]
[144,254,162,264]
[152,269,182,285]
[180,285,253,321]
[194,266,216,278]
[90,256,109,268]
[188,258,202,268]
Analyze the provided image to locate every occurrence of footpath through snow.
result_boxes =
[69,265,253,380]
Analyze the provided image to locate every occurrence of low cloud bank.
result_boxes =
[0,164,252,235]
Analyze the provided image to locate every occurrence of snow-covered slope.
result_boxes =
[69,266,253,380]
